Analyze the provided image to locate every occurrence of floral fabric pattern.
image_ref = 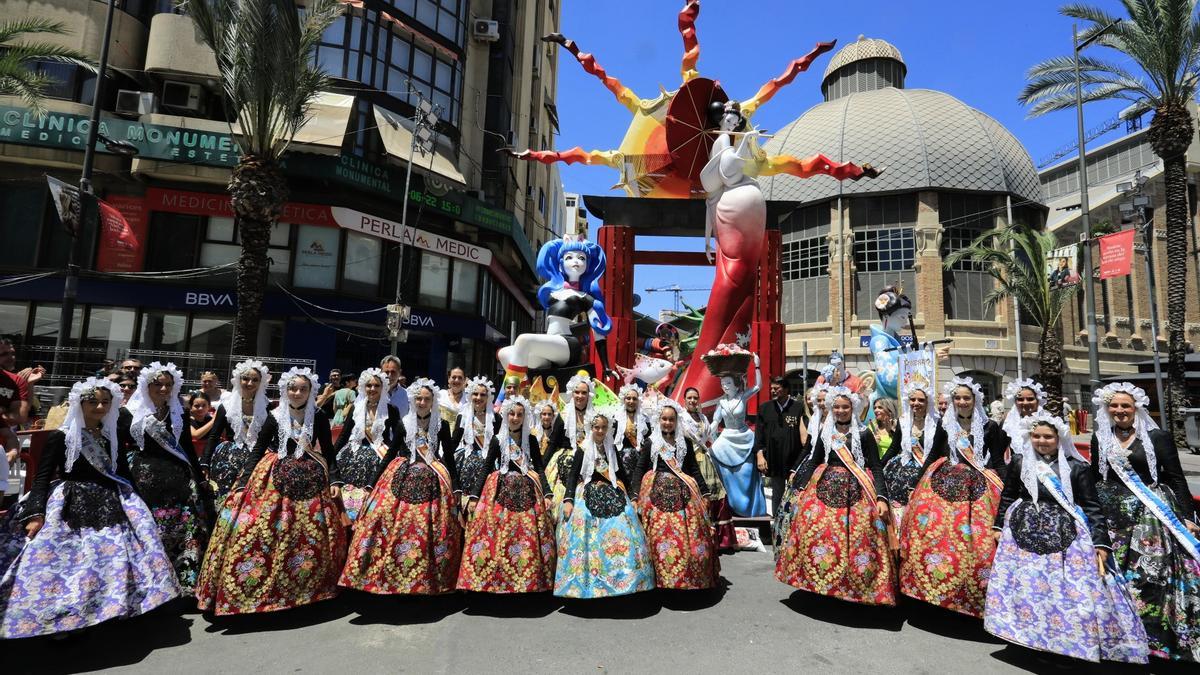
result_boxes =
[554,484,655,599]
[339,458,462,595]
[0,482,179,638]
[898,457,1000,617]
[775,466,896,605]
[984,501,1149,664]
[196,453,346,615]
[637,470,717,590]
[207,441,254,499]
[457,471,555,593]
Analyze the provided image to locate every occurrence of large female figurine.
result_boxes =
[635,399,717,590]
[684,386,735,551]
[555,406,655,599]
[201,360,271,500]
[333,368,400,522]
[197,368,346,615]
[340,379,462,595]
[0,378,179,638]
[984,412,1148,664]
[775,387,894,606]
[453,377,501,499]
[705,346,766,518]
[1090,382,1200,662]
[883,382,940,529]
[458,396,556,594]
[120,361,212,595]
[899,376,1006,617]
[499,236,616,384]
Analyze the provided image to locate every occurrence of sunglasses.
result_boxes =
[120,384,136,390]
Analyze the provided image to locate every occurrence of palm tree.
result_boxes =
[183,0,341,354]
[1020,1,1199,443]
[0,19,96,117]
[944,223,1078,416]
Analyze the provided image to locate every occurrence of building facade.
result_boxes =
[0,0,563,384]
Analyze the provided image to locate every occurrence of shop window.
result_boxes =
[199,216,291,282]
[0,185,45,263]
[343,232,383,295]
[83,306,136,360]
[0,302,29,340]
[29,303,81,345]
[138,310,187,351]
[190,315,234,357]
[450,260,479,313]
[418,251,451,309]
[146,212,201,272]
[294,225,341,289]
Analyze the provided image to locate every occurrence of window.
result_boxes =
[28,304,81,345]
[781,204,831,325]
[941,193,996,320]
[146,212,201,272]
[0,302,29,340]
[139,310,187,351]
[782,236,829,281]
[450,260,479,313]
[0,185,45,263]
[199,216,291,282]
[83,306,136,359]
[294,225,341,289]
[854,228,914,272]
[189,316,234,357]
[343,232,382,295]
[418,251,451,308]
[850,196,916,318]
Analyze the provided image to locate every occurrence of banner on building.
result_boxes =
[1098,229,1136,280]
[95,195,148,272]
[1046,243,1080,289]
[46,175,79,235]
[329,206,493,266]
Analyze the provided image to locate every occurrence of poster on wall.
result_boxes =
[1098,229,1135,280]
[294,224,340,289]
[1046,243,1080,288]
[95,194,148,272]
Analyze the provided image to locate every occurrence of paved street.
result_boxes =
[7,552,1196,674]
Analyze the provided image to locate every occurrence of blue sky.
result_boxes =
[552,0,1137,318]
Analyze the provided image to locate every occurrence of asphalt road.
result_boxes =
[7,552,1197,675]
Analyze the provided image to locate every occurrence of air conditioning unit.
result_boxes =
[115,90,156,116]
[161,81,203,112]
[473,19,499,42]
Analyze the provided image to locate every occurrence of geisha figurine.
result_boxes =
[499,236,617,385]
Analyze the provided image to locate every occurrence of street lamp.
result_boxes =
[1117,171,1168,425]
[50,0,139,383]
[1074,18,1121,399]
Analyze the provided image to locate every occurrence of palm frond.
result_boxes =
[0,18,69,45]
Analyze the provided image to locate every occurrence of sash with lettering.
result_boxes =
[1105,451,1200,562]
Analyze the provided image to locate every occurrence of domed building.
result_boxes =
[761,36,1047,402]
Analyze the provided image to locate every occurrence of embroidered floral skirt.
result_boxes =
[196,453,347,615]
[775,465,896,605]
[897,458,1000,617]
[0,482,179,638]
[339,458,462,595]
[637,470,718,590]
[543,448,575,514]
[984,500,1148,663]
[553,482,654,599]
[457,471,556,593]
[206,440,255,500]
[1097,480,1200,662]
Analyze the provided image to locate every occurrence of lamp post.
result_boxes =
[1073,19,1121,398]
[1118,172,1168,425]
[50,0,139,383]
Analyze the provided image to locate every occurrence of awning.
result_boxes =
[289,92,356,154]
[373,105,467,187]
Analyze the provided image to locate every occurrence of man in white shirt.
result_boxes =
[381,355,410,417]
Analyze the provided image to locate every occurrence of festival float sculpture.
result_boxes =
[703,343,766,517]
[505,0,882,405]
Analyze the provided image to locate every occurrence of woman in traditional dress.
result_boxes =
[684,386,734,552]
[0,378,179,638]
[984,412,1148,664]
[333,368,399,523]
[119,361,213,595]
[458,396,556,593]
[999,378,1045,475]
[340,378,462,595]
[1090,382,1200,662]
[545,374,592,512]
[707,350,766,517]
[453,377,501,507]
[201,359,271,500]
[196,368,346,615]
[635,399,717,590]
[898,376,1006,617]
[882,382,940,530]
[775,387,894,605]
[555,406,655,598]
[614,383,648,484]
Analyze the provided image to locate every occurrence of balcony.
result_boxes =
[145,13,218,79]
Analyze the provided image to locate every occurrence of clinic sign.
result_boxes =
[330,206,493,266]
[0,105,239,166]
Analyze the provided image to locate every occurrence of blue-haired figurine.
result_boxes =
[499,236,616,384]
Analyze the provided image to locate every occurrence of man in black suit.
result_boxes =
[755,377,808,517]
